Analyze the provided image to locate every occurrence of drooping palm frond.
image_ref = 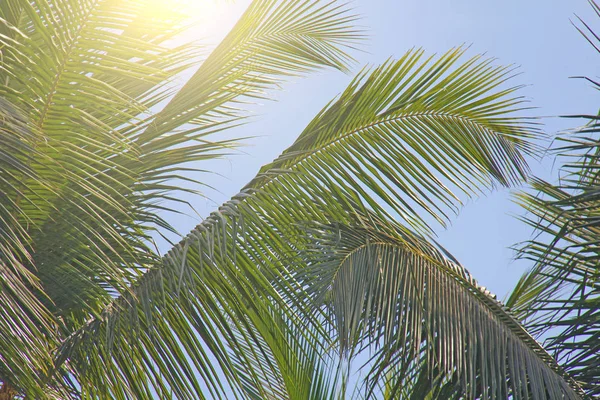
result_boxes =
[52,48,561,399]
[297,217,585,399]
[506,2,600,396]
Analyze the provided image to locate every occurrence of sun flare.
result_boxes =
[143,0,218,17]
[142,0,250,42]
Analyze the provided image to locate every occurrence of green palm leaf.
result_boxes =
[298,216,584,399]
[0,0,359,396]
[243,47,537,235]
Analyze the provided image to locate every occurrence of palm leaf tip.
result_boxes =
[147,0,364,139]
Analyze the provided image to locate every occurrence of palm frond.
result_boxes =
[141,0,362,140]
[3,0,362,396]
[297,217,585,399]
[53,48,545,398]
[53,211,342,398]
[244,46,538,235]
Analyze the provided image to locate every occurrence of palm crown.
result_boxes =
[0,0,596,398]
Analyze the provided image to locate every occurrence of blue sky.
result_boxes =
[162,0,599,301]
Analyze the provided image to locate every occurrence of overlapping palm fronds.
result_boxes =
[53,45,588,399]
[0,0,592,398]
[0,0,359,397]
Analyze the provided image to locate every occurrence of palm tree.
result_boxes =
[0,0,592,398]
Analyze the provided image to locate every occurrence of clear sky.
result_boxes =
[160,0,599,301]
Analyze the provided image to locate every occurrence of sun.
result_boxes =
[141,0,251,43]
[142,0,215,16]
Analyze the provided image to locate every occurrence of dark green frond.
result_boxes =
[297,217,585,399]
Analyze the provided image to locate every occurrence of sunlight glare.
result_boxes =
[144,0,251,44]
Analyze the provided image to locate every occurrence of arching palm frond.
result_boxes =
[243,47,537,235]
[52,48,573,399]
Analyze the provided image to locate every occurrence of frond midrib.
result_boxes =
[247,109,525,194]
[88,109,527,329]
[34,0,101,133]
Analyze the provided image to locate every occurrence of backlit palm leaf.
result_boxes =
[0,0,358,396]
